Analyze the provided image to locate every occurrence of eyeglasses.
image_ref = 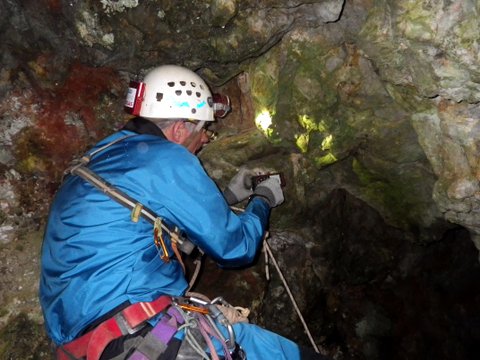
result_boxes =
[205,129,217,141]
[183,120,217,141]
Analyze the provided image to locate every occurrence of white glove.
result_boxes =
[253,176,284,208]
[223,167,255,205]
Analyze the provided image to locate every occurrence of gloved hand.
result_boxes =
[223,167,255,205]
[253,176,284,208]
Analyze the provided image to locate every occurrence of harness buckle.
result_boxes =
[114,312,145,335]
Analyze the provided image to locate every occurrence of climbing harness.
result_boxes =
[57,295,172,360]
[56,294,246,360]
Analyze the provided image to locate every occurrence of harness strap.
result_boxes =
[171,241,186,274]
[71,164,190,249]
[81,134,137,164]
[129,306,185,359]
[86,318,123,360]
[66,135,196,256]
[57,296,172,360]
[69,162,195,274]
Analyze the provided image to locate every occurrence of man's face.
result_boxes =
[181,121,210,154]
[164,120,211,154]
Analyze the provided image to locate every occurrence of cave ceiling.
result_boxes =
[2,0,480,249]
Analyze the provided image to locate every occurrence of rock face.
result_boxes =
[357,0,480,252]
[1,0,480,358]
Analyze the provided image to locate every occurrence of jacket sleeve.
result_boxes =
[151,146,271,268]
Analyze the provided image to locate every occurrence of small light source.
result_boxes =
[255,110,272,133]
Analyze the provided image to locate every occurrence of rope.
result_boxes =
[176,308,210,359]
[196,315,221,360]
[175,303,234,360]
[187,254,204,292]
[263,238,320,353]
[231,206,319,351]
[81,134,137,163]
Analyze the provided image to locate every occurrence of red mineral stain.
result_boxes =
[15,61,122,184]
[38,62,120,134]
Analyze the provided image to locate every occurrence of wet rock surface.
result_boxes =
[192,190,480,359]
[0,230,51,359]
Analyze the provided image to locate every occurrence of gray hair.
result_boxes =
[150,118,186,130]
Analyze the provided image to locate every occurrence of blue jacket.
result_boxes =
[39,119,270,345]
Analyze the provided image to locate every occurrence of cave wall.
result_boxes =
[1,0,480,358]
[3,0,480,246]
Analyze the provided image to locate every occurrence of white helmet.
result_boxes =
[137,65,214,121]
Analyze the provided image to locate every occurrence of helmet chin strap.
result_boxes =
[194,121,205,132]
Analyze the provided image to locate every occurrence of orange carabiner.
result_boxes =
[154,226,170,263]
[178,304,210,315]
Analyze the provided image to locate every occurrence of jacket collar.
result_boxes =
[122,117,166,139]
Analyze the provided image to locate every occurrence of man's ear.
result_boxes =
[170,121,187,143]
